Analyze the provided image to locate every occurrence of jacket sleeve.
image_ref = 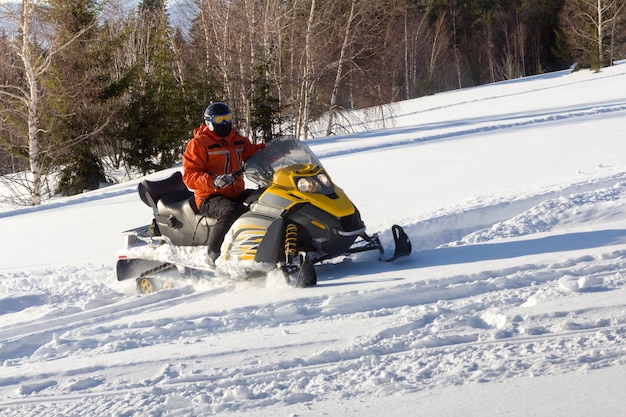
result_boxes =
[182,138,212,191]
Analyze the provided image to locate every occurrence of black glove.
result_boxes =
[212,173,235,189]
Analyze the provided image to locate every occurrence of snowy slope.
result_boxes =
[1,62,626,416]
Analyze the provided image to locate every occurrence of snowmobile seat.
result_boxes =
[152,192,215,246]
[138,171,190,209]
[138,171,216,246]
[154,192,215,226]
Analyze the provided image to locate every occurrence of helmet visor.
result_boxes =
[210,113,233,125]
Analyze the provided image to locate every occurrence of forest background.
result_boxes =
[1,0,625,206]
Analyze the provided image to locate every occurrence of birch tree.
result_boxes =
[559,0,626,70]
[299,0,316,139]
[324,0,355,136]
[0,0,95,205]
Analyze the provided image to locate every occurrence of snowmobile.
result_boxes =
[115,136,411,293]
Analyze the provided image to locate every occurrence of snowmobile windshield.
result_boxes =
[244,136,325,188]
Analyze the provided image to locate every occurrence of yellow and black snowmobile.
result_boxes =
[116,136,411,293]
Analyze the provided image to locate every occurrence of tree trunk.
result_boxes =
[325,0,355,137]
[404,7,409,100]
[299,0,316,140]
[21,0,42,206]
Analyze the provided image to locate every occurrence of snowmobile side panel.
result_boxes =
[254,217,287,263]
[221,213,276,261]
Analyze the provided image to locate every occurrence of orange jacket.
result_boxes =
[182,125,264,208]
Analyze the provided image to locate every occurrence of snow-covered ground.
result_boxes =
[1,62,626,416]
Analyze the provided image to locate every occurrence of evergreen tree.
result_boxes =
[43,0,108,196]
[56,142,106,195]
[120,0,192,175]
[250,64,282,142]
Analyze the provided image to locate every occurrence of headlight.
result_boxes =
[296,173,334,194]
[317,173,331,187]
[297,177,320,193]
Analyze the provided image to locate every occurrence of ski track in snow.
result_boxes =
[2,64,626,415]
[308,66,626,149]
[1,254,625,415]
[2,173,626,415]
[313,101,626,160]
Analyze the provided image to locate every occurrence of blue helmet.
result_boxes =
[203,102,233,137]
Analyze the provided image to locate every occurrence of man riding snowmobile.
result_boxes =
[182,102,264,267]
[116,135,411,292]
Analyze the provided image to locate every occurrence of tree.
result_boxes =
[250,64,282,141]
[0,28,29,178]
[520,0,568,74]
[324,0,354,136]
[43,0,109,196]
[0,0,599,194]
[559,0,626,71]
[120,0,192,175]
[0,0,96,205]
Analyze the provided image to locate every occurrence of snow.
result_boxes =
[2,62,626,416]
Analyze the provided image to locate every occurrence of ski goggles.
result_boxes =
[210,113,233,124]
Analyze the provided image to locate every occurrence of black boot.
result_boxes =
[207,250,219,267]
